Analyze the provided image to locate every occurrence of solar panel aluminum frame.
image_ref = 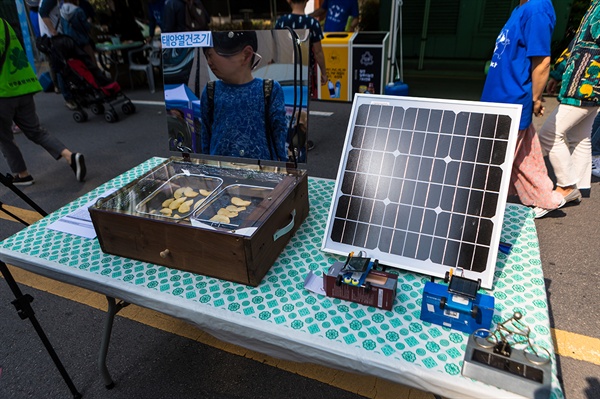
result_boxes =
[322,94,522,289]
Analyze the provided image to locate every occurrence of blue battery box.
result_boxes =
[420,280,495,334]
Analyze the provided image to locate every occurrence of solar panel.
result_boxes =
[322,94,521,289]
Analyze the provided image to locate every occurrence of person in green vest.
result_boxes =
[0,17,86,185]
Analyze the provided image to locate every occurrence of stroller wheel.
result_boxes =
[104,110,119,123]
[122,102,136,115]
[73,110,88,123]
[90,103,105,115]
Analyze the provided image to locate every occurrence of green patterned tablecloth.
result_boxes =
[0,157,564,399]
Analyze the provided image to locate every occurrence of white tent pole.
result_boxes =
[418,0,431,70]
[399,0,403,82]
[387,0,403,84]
[386,0,397,83]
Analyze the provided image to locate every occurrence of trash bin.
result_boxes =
[318,32,356,101]
[350,32,389,96]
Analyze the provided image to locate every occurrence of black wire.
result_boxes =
[286,26,298,166]
[283,26,303,168]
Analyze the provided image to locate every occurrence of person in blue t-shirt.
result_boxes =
[200,31,288,161]
[481,0,564,218]
[310,0,359,32]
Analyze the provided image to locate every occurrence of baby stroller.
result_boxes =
[40,35,135,123]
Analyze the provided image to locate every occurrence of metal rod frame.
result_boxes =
[0,261,81,398]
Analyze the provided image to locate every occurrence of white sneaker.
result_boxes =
[532,198,566,219]
[592,157,600,178]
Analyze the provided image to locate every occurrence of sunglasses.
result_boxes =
[213,49,262,71]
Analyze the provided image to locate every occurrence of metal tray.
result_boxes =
[136,173,222,220]
[192,184,273,229]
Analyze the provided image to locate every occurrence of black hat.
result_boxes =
[211,31,258,56]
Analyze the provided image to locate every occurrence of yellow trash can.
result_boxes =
[318,32,356,101]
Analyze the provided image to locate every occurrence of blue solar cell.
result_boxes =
[323,95,520,289]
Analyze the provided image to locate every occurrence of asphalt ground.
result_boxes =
[0,69,599,399]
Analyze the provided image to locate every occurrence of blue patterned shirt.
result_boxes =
[275,14,324,45]
[200,78,288,161]
[275,13,324,69]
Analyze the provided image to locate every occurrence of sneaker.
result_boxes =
[307,140,315,151]
[532,198,566,219]
[560,188,582,205]
[11,174,34,186]
[70,153,86,182]
[592,157,600,178]
[65,101,78,110]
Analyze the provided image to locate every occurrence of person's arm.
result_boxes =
[531,55,551,116]
[0,18,7,61]
[200,86,211,154]
[546,46,570,94]
[41,18,56,35]
[76,9,91,34]
[546,77,559,95]
[39,0,58,35]
[348,0,360,31]
[147,7,157,41]
[162,2,173,33]
[310,6,327,21]
[270,82,289,161]
[312,41,327,85]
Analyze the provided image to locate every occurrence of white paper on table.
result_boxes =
[304,271,326,295]
[47,188,117,239]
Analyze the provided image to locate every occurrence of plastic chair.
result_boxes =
[149,45,162,68]
[127,44,155,93]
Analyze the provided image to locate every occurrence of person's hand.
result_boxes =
[320,73,328,86]
[546,78,559,95]
[533,98,545,117]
